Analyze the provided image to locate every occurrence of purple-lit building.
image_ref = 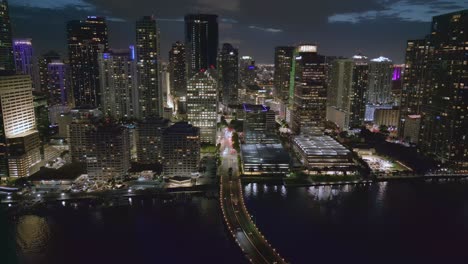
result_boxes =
[391,64,404,106]
[13,38,39,90]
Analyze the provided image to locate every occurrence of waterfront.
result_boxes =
[3,181,468,264]
[244,181,468,264]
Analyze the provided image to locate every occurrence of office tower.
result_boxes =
[168,41,187,113]
[274,46,294,101]
[290,45,327,134]
[398,39,429,134]
[0,0,14,73]
[67,16,109,108]
[69,108,102,163]
[136,16,162,118]
[13,39,40,90]
[218,43,239,106]
[242,104,277,144]
[0,75,41,177]
[391,64,404,106]
[240,56,256,86]
[367,56,393,105]
[419,10,467,170]
[349,55,369,127]
[38,51,61,92]
[184,14,218,78]
[86,123,130,182]
[136,117,169,164]
[161,122,200,176]
[98,48,138,120]
[187,70,218,144]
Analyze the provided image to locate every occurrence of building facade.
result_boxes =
[168,41,186,113]
[218,43,239,106]
[136,117,169,164]
[367,56,393,105]
[98,48,138,119]
[0,0,14,73]
[187,70,218,144]
[161,122,200,176]
[274,46,295,101]
[67,16,109,108]
[13,38,40,90]
[184,14,218,79]
[136,16,162,118]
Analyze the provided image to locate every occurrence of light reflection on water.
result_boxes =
[16,215,50,258]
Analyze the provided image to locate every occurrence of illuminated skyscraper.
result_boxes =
[0,75,41,177]
[98,48,138,119]
[47,60,70,106]
[290,45,327,134]
[13,38,40,90]
[349,55,369,127]
[274,46,294,101]
[136,16,162,118]
[218,43,239,105]
[184,14,218,78]
[367,56,393,105]
[0,0,14,73]
[38,51,61,92]
[418,10,467,170]
[240,56,256,86]
[67,16,108,108]
[69,108,102,163]
[187,70,218,144]
[168,41,186,113]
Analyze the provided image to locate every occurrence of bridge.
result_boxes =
[219,128,287,264]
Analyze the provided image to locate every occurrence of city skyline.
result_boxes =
[8,0,468,63]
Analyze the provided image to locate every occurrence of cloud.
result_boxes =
[156,17,184,22]
[10,0,95,10]
[221,18,239,24]
[196,0,240,12]
[248,25,283,33]
[328,0,467,23]
[107,16,126,22]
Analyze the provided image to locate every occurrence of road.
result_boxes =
[219,128,287,264]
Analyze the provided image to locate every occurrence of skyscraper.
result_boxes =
[367,56,393,105]
[0,75,41,177]
[38,51,61,92]
[98,48,138,119]
[47,60,70,106]
[327,59,353,130]
[218,43,239,106]
[239,56,256,86]
[187,70,218,144]
[69,108,102,163]
[0,0,14,73]
[136,16,162,118]
[349,55,369,128]
[13,38,40,90]
[184,14,218,78]
[274,46,294,101]
[168,41,187,113]
[67,16,109,108]
[290,45,327,134]
[418,10,467,170]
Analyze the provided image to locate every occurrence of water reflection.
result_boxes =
[16,215,50,259]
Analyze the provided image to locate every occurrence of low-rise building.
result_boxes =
[240,144,290,176]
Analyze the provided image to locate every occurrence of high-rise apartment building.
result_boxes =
[290,45,327,134]
[0,75,41,177]
[187,70,218,144]
[0,0,14,73]
[67,16,109,108]
[86,123,130,182]
[69,108,102,163]
[168,41,186,113]
[136,117,169,164]
[184,14,218,78]
[47,60,70,106]
[367,56,393,105]
[98,48,138,119]
[136,16,162,119]
[38,51,61,92]
[274,46,294,101]
[218,43,239,106]
[161,122,200,176]
[418,10,467,170]
[349,55,369,128]
[240,56,256,86]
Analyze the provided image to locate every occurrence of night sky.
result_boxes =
[8,0,468,63]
